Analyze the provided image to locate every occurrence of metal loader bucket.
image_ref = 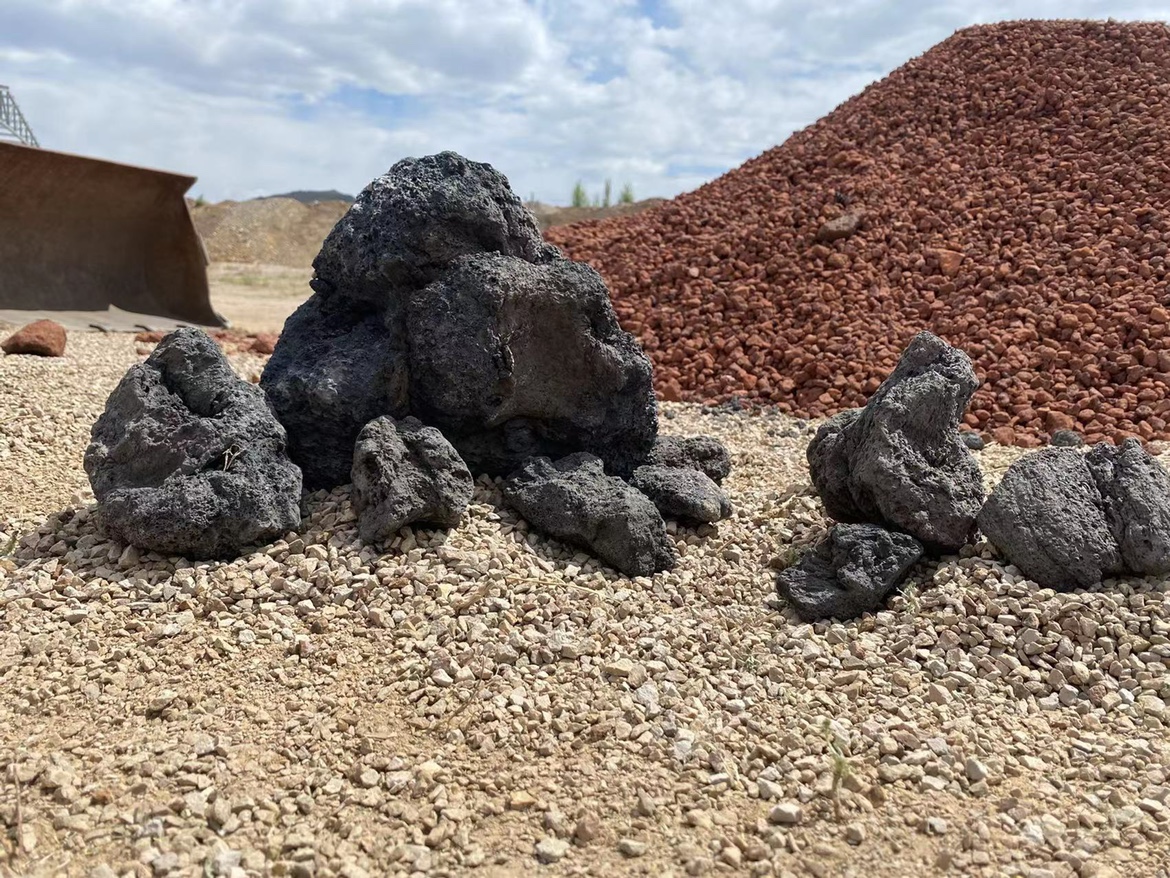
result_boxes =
[0,141,227,329]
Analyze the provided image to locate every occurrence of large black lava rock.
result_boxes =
[978,439,1170,589]
[1087,439,1170,575]
[502,453,677,577]
[776,524,924,621]
[260,292,411,489]
[84,329,302,558]
[807,332,985,551]
[261,152,657,488]
[312,150,557,299]
[406,253,656,476]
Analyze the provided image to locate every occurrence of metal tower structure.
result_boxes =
[0,86,38,147]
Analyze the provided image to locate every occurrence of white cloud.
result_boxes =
[1,0,1166,203]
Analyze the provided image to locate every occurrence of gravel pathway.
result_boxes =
[1,334,1167,877]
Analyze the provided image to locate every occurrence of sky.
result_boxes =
[1,0,1167,205]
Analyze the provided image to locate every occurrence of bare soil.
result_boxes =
[208,263,312,333]
[525,200,666,232]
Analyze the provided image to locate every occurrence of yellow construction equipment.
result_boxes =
[0,86,226,329]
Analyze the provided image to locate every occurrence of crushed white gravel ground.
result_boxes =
[0,331,1168,878]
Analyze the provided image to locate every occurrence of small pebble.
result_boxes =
[535,837,570,864]
[769,803,803,825]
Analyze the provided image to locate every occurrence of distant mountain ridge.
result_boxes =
[259,189,354,204]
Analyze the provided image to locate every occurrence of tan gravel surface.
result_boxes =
[1,336,1169,877]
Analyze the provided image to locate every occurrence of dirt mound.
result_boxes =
[527,198,665,231]
[192,198,350,266]
[264,189,355,204]
[191,197,656,268]
[549,20,1170,448]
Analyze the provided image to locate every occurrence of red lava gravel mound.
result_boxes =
[548,20,1170,447]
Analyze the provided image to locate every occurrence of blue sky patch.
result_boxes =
[330,85,426,121]
[639,0,680,29]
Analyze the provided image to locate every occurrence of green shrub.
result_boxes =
[571,180,636,208]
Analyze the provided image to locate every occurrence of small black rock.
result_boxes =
[85,329,303,559]
[776,524,924,622]
[1050,429,1084,448]
[960,431,985,450]
[350,416,474,545]
[631,465,732,524]
[806,332,985,551]
[644,435,732,484]
[502,453,677,577]
[975,438,1170,589]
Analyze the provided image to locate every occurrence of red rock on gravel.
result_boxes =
[548,20,1170,447]
[2,320,66,357]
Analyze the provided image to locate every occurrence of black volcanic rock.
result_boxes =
[85,329,302,558]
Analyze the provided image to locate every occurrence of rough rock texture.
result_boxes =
[1050,429,1084,448]
[807,332,985,550]
[549,21,1170,448]
[776,524,923,621]
[262,152,656,489]
[312,151,556,300]
[977,449,1124,590]
[961,431,985,451]
[644,435,731,483]
[350,416,474,544]
[406,254,656,477]
[262,293,410,488]
[978,438,1170,589]
[1085,439,1170,576]
[84,329,302,558]
[2,320,66,357]
[502,453,677,577]
[806,409,863,527]
[630,465,731,524]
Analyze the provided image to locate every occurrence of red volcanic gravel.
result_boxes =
[548,20,1170,447]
